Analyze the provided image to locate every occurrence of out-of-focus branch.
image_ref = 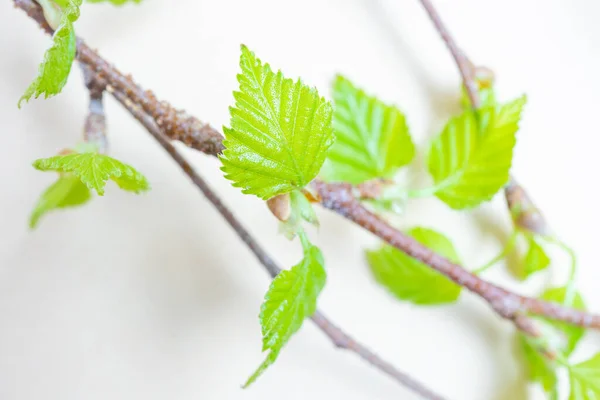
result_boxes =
[80,63,107,153]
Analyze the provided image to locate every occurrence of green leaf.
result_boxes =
[366,227,461,305]
[29,174,92,229]
[19,0,82,107]
[569,353,600,400]
[517,234,551,279]
[427,96,526,209]
[33,152,150,196]
[244,235,326,387]
[220,45,335,200]
[320,75,415,184]
[540,287,586,355]
[520,286,586,394]
[519,334,557,392]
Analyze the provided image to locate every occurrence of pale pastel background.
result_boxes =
[0,0,599,399]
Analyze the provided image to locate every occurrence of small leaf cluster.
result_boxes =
[30,148,149,228]
[19,0,143,107]
[220,46,528,385]
[221,46,333,384]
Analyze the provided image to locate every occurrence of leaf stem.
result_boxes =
[543,236,578,307]
[473,230,518,275]
[406,185,442,199]
[298,229,311,251]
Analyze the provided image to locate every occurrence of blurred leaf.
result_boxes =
[30,174,91,228]
[321,75,415,184]
[427,96,526,209]
[569,353,600,400]
[367,227,461,305]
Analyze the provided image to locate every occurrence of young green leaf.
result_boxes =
[320,75,415,184]
[520,286,586,393]
[367,227,461,305]
[540,287,586,355]
[519,334,557,393]
[19,0,82,107]
[569,353,600,400]
[29,174,91,229]
[221,45,334,200]
[33,152,150,196]
[244,235,326,387]
[517,234,551,280]
[427,96,526,209]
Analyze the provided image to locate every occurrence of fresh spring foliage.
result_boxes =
[19,0,82,107]
[33,151,150,196]
[20,0,143,107]
[221,47,331,386]
[220,45,335,200]
[367,227,462,305]
[569,353,600,399]
[320,75,415,184]
[244,234,326,387]
[521,287,586,393]
[29,174,91,228]
[518,233,551,279]
[427,96,527,209]
[30,150,149,227]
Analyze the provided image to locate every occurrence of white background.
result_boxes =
[1,0,599,399]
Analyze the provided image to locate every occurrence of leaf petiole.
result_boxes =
[542,236,578,307]
[405,178,457,199]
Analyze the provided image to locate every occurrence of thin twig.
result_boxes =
[80,63,107,153]
[417,0,480,108]
[108,87,445,400]
[311,181,600,329]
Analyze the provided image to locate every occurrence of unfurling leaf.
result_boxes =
[367,227,461,305]
[427,96,526,209]
[520,287,586,393]
[244,236,326,387]
[29,174,91,228]
[515,234,550,280]
[19,0,83,107]
[519,334,557,393]
[569,353,600,400]
[320,75,415,184]
[221,45,334,200]
[33,152,150,196]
